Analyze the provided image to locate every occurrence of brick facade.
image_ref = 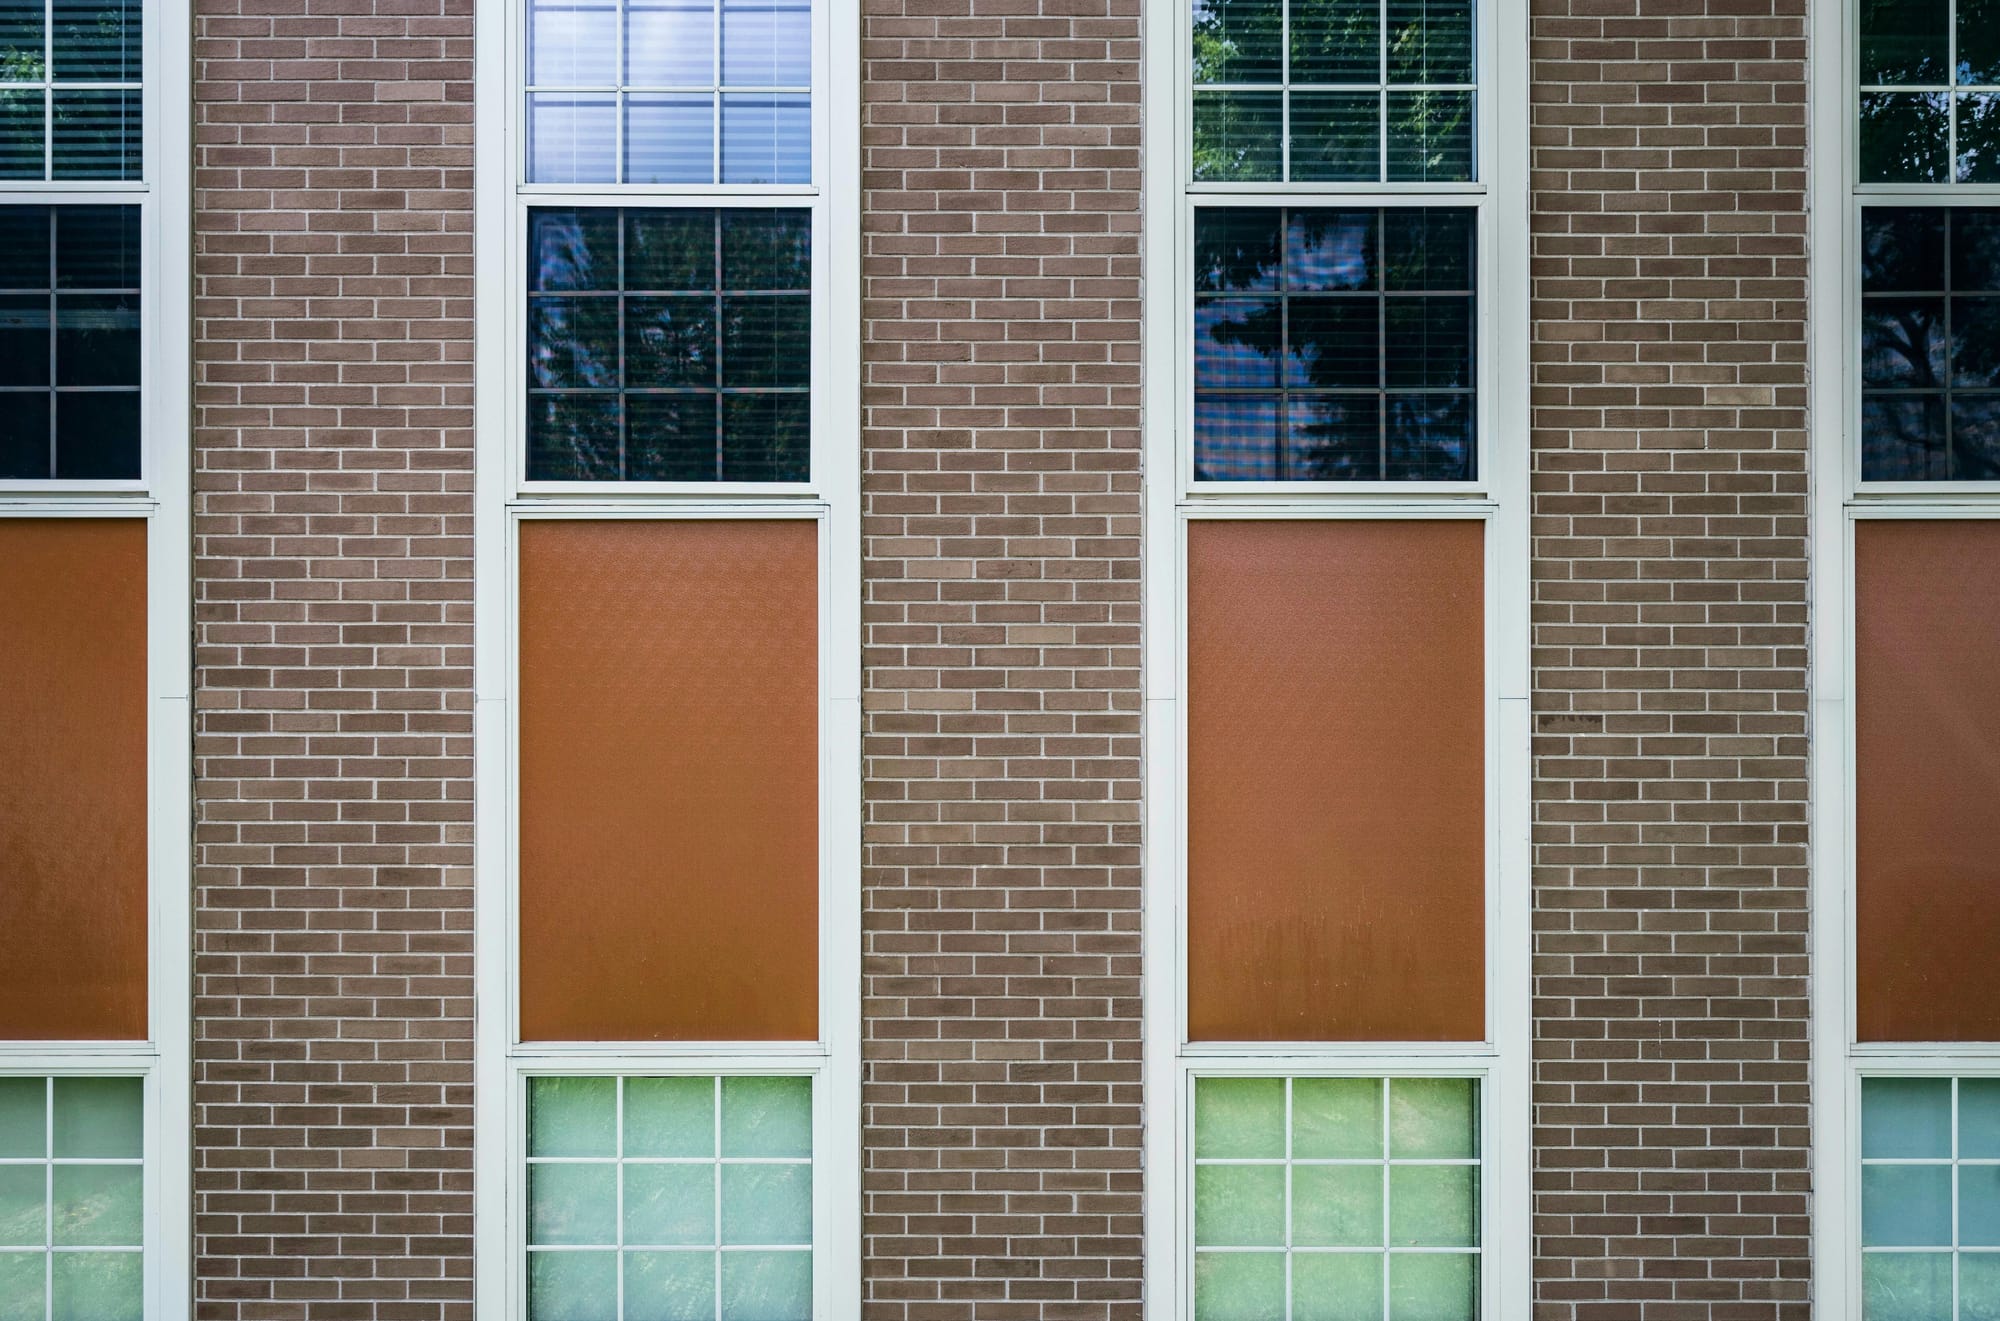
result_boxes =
[1526,0,1814,1310]
[191,2,478,1316]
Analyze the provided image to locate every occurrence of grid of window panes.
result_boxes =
[1193,206,1475,481]
[0,204,139,480]
[1858,0,2000,183]
[1860,206,2000,479]
[0,1076,144,1321]
[1192,1076,1480,1321]
[527,206,809,482]
[525,0,808,185]
[1859,1076,2000,1319]
[525,1075,813,1321]
[1190,0,1473,183]
[0,1,141,182]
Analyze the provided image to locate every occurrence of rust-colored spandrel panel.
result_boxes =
[1856,519,2000,1042]
[517,519,820,1043]
[0,518,148,1041]
[1186,519,1486,1043]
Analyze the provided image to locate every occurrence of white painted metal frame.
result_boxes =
[0,1,193,1316]
[1142,0,1531,1307]
[474,0,863,1312]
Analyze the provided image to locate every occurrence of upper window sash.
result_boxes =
[0,2,144,187]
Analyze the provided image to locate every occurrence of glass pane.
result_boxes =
[1386,392,1473,478]
[527,93,618,183]
[1958,208,2000,288]
[0,206,44,291]
[1293,1076,1383,1159]
[54,206,136,290]
[0,393,47,476]
[530,209,621,293]
[0,1163,42,1246]
[1864,394,1949,477]
[719,93,809,183]
[1862,1164,1954,1247]
[1962,93,2000,182]
[1965,1078,2000,1157]
[1388,1251,1477,1321]
[1864,208,1947,292]
[628,94,716,184]
[720,1162,812,1245]
[1384,208,1474,290]
[625,1163,716,1246]
[1386,296,1474,388]
[1289,208,1378,291]
[529,296,620,389]
[626,296,718,387]
[1964,1163,2000,1246]
[0,1252,41,1321]
[528,1162,618,1246]
[1194,1077,1285,1158]
[1862,1077,1952,1158]
[529,0,619,84]
[1388,1165,1478,1247]
[1860,0,1950,82]
[1860,92,1950,183]
[720,1077,811,1158]
[1193,393,1282,479]
[719,391,809,480]
[1192,89,1282,181]
[1293,1251,1384,1321]
[721,294,809,387]
[626,1250,717,1321]
[0,1,41,75]
[1196,209,1282,293]
[1956,296,2000,386]
[0,1077,45,1158]
[1293,1163,1385,1246]
[51,1078,141,1159]
[1967,0,2000,82]
[529,1076,617,1157]
[722,0,811,85]
[1863,1252,1953,1321]
[627,209,718,290]
[1196,297,1282,389]
[1193,1250,1286,1321]
[1964,1252,2000,1321]
[1291,0,1377,84]
[0,90,41,179]
[1194,1164,1286,1246]
[719,1249,812,1321]
[1862,299,1945,386]
[528,393,621,478]
[52,1,140,82]
[50,1165,142,1247]
[724,210,811,288]
[55,294,138,387]
[1390,1078,1478,1159]
[625,1076,716,1158]
[528,1249,618,1321]
[49,1250,141,1321]
[1191,0,1284,83]
[1292,90,1381,182]
[1288,392,1381,477]
[629,0,716,84]
[1387,0,1474,82]
[51,87,138,179]
[1388,89,1473,181]
[1288,295,1379,388]
[0,299,45,384]
[53,387,138,479]
[628,392,722,479]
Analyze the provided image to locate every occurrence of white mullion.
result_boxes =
[43,1076,52,1321]
[713,1075,724,1321]
[1379,1079,1391,1321]
[615,1076,627,1321]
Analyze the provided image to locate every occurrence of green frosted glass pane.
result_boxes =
[528,1162,617,1246]
[721,1077,811,1159]
[1863,1165,1953,1247]
[1390,1252,1477,1321]
[626,1077,715,1158]
[528,1250,617,1321]
[528,1076,616,1157]
[1864,1078,1952,1158]
[0,1078,44,1158]
[52,1165,141,1247]
[1863,1251,1952,1321]
[1390,1079,1477,1159]
[626,1250,717,1321]
[0,1251,42,1321]
[1294,1250,1386,1321]
[1389,1166,1478,1248]
[1196,1077,1285,1158]
[720,1162,812,1245]
[0,1163,44,1246]
[1193,1250,1285,1321]
[626,1163,717,1246]
[1294,1163,1385,1246]
[50,1249,141,1321]
[1963,1251,2000,1321]
[1966,1165,2000,1246]
[1192,89,1282,181]
[1194,1164,1285,1246]
[1294,1078,1383,1160]
[51,1078,141,1159]
[1964,1079,2000,1158]
[721,1249,812,1320]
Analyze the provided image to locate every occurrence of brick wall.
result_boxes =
[1527,0,1814,1312]
[856,0,1147,1311]
[190,2,477,1317]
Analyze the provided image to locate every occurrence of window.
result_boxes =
[1860,1076,2000,1318]
[1857,0,2000,185]
[0,1,142,182]
[0,1076,145,1321]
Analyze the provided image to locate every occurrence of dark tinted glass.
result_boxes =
[1386,393,1473,478]
[1864,300,1946,386]
[54,391,136,478]
[1953,297,2000,386]
[1386,0,1474,82]
[0,92,37,178]
[1965,0,2000,83]
[623,297,715,387]
[1954,209,2000,288]
[1289,91,1378,182]
[1861,92,1950,182]
[54,293,137,386]
[1191,90,1283,181]
[53,1,140,81]
[721,394,810,481]
[626,209,715,290]
[1388,89,1474,181]
[529,209,620,292]
[0,393,45,477]
[55,206,136,288]
[1860,0,1949,82]
[0,296,45,384]
[1286,209,1376,291]
[0,1,41,68]
[721,295,810,387]
[1286,394,1382,477]
[1954,396,2000,477]
[722,210,811,290]
[1287,297,1378,389]
[1192,0,1284,82]
[1193,394,1282,479]
[527,394,621,481]
[624,394,720,481]
[1864,208,1947,291]
[1960,93,2000,182]
[1864,395,1948,479]
[1386,296,1475,388]
[1196,207,1283,293]
[52,87,139,180]
[528,297,620,390]
[1290,0,1376,83]
[1196,298,1282,389]
[1385,207,1475,289]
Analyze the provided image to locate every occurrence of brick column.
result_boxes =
[191,3,476,1316]
[1528,0,1814,1313]
[857,1,1147,1313]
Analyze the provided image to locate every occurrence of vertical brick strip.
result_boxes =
[1529,0,1813,1312]
[858,0,1147,1312]
[191,3,476,1316]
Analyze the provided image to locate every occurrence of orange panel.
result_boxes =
[1186,519,1485,1042]
[1856,519,2000,1042]
[0,519,148,1040]
[517,519,819,1042]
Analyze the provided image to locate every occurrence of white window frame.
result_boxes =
[1143,0,1531,1308]
[473,0,863,1313]
[0,1,191,1317]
